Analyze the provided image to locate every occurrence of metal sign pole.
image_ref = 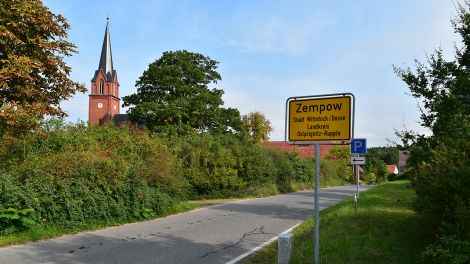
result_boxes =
[356,155,360,198]
[314,143,320,264]
[285,93,355,264]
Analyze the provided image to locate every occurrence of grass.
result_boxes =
[244,180,433,264]
[0,198,233,247]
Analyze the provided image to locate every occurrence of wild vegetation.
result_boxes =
[0,0,356,249]
[367,146,398,165]
[358,146,398,184]
[0,119,353,240]
[245,181,431,264]
[393,2,470,262]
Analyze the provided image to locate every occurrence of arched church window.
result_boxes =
[99,81,104,94]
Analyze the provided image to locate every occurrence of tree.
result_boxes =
[0,0,86,135]
[367,146,398,165]
[393,3,470,149]
[393,2,470,170]
[123,50,242,134]
[363,157,388,183]
[241,111,273,143]
[324,145,350,162]
[394,3,470,261]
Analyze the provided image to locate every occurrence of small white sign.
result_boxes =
[350,157,366,165]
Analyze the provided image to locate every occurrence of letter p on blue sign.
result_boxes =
[351,138,367,154]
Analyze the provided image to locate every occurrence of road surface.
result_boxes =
[0,185,373,264]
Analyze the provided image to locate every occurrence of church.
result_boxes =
[88,18,126,125]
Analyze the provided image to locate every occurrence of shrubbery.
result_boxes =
[0,121,180,231]
[408,123,470,262]
[363,157,388,184]
[394,3,470,261]
[0,119,351,234]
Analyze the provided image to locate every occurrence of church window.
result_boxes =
[99,81,104,94]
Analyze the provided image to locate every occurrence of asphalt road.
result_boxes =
[0,185,373,264]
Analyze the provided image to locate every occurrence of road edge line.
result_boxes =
[225,222,302,264]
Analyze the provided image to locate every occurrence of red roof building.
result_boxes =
[386,165,399,174]
[262,141,337,159]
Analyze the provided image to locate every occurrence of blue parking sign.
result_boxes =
[351,138,367,154]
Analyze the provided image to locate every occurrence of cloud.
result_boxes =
[223,15,336,55]
[173,1,337,56]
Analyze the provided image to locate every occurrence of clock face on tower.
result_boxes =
[98,103,103,108]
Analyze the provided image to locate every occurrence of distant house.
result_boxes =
[386,165,399,174]
[261,141,336,158]
[398,151,409,172]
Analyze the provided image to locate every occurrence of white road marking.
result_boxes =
[225,222,302,264]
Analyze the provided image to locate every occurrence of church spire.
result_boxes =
[89,17,120,125]
[97,17,114,82]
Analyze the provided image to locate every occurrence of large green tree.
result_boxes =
[123,50,242,133]
[0,0,86,135]
[394,2,470,261]
[241,111,273,143]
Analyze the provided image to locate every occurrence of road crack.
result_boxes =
[199,225,273,259]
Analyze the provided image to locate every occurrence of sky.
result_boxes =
[43,0,460,146]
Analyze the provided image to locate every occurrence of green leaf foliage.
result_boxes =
[0,0,86,135]
[0,118,352,234]
[123,50,242,134]
[367,146,398,165]
[0,119,183,230]
[0,207,37,235]
[394,2,470,261]
[241,111,273,143]
[363,157,388,184]
[0,119,348,234]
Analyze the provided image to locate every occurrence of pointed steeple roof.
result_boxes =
[93,17,115,82]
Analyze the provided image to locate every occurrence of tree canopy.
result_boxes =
[394,3,470,148]
[366,146,398,165]
[0,0,86,135]
[394,3,470,261]
[241,111,273,143]
[123,50,242,134]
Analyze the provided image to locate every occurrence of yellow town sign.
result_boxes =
[286,94,354,142]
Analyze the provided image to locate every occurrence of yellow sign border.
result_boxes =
[285,93,354,143]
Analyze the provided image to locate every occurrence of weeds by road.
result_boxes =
[245,181,432,263]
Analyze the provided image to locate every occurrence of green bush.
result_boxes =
[412,143,470,237]
[0,208,37,235]
[0,119,353,234]
[324,146,353,183]
[319,159,352,186]
[421,236,470,264]
[0,120,181,230]
[406,120,470,261]
[363,172,377,185]
[364,157,388,184]
[172,133,244,197]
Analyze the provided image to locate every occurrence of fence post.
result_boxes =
[278,232,293,264]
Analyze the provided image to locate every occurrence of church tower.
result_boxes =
[88,18,120,125]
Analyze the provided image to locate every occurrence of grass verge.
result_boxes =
[244,180,432,264]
